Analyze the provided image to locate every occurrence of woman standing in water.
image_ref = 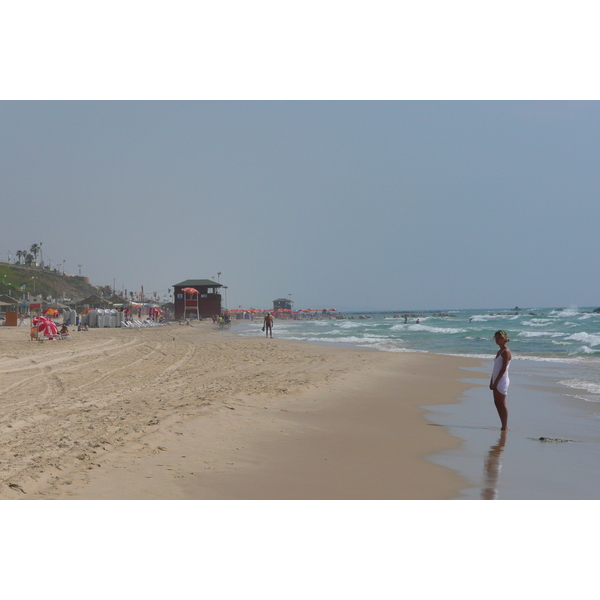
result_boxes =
[490,330,511,431]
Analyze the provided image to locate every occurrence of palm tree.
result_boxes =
[16,250,22,264]
[25,253,34,266]
[30,244,39,265]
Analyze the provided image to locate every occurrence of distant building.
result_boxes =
[273,297,292,311]
[173,279,223,319]
[75,295,113,310]
[0,295,17,319]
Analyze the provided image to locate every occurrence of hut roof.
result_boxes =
[174,279,222,288]
[76,294,113,307]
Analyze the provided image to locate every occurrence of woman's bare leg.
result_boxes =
[493,389,508,431]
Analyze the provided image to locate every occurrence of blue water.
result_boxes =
[236,307,600,497]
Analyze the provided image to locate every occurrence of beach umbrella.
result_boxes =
[43,308,59,316]
[34,316,58,338]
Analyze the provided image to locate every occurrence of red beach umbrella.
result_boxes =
[34,316,58,338]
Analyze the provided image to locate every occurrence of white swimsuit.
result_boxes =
[492,350,510,395]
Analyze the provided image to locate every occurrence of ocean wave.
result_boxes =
[563,332,600,347]
[559,379,600,396]
[282,335,391,345]
[518,331,566,338]
[407,324,467,334]
[549,308,582,318]
[467,314,499,322]
[370,343,423,353]
[335,321,362,329]
[578,346,600,355]
[522,319,553,327]
[564,394,600,403]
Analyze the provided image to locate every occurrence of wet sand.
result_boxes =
[0,322,477,499]
[427,360,600,499]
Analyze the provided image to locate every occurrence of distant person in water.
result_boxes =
[490,330,511,431]
[263,312,274,338]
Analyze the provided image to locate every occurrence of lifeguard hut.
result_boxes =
[173,279,223,320]
[273,297,293,311]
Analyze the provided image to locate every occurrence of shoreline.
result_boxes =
[426,358,600,499]
[0,323,478,500]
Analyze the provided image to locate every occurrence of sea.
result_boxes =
[235,307,600,499]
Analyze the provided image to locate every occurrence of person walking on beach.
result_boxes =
[263,312,274,338]
[490,330,511,431]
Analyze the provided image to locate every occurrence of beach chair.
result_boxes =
[30,326,40,341]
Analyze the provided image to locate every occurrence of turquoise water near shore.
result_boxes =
[235,307,600,498]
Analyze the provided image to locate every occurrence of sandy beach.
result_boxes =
[0,321,478,500]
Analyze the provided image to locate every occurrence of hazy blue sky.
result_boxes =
[2,101,599,311]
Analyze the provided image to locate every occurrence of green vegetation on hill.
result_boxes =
[0,263,103,301]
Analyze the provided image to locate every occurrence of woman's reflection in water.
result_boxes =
[481,431,507,500]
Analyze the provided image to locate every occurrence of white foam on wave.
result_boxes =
[564,332,600,347]
[564,394,600,403]
[559,379,600,396]
[518,331,566,338]
[408,324,467,334]
[283,334,390,345]
[549,308,581,318]
[467,314,498,322]
[522,319,553,327]
[579,346,600,354]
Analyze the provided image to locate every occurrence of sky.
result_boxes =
[3,100,600,311]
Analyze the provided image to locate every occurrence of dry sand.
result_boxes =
[0,321,479,499]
